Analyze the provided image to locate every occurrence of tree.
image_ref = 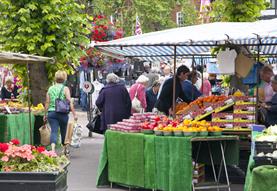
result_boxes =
[210,0,267,22]
[88,0,198,36]
[0,0,90,104]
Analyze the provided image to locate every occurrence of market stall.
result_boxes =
[93,18,277,190]
[0,51,54,144]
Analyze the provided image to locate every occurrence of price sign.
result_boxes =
[82,81,94,94]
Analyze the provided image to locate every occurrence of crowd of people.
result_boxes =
[93,64,213,132]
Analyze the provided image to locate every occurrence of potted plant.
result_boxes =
[0,139,70,191]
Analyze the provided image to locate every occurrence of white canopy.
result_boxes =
[93,19,277,61]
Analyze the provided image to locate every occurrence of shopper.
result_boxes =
[1,76,18,100]
[200,73,212,96]
[145,68,159,88]
[146,80,161,112]
[156,65,190,115]
[259,65,274,103]
[261,75,277,126]
[96,73,131,132]
[44,70,77,155]
[129,75,149,113]
[157,65,172,98]
[183,71,202,103]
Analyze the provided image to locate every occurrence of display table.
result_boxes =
[97,130,239,191]
[243,130,277,191]
[0,113,35,144]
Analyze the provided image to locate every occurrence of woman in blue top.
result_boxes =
[44,70,77,155]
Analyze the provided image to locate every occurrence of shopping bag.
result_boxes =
[71,122,83,148]
[65,121,74,145]
[39,123,51,146]
[86,114,103,134]
[132,97,143,112]
[131,84,143,112]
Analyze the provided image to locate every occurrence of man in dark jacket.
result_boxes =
[155,65,190,115]
[96,73,131,132]
[262,75,277,126]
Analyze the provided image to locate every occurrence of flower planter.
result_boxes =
[0,165,68,191]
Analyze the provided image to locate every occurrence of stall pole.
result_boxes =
[201,56,204,91]
[27,62,33,144]
[172,45,177,118]
[255,39,261,124]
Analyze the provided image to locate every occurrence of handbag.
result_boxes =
[55,84,70,113]
[39,123,51,146]
[132,84,143,112]
[86,108,103,134]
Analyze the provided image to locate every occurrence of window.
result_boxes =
[176,12,184,27]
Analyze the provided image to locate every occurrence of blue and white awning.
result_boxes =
[93,19,277,61]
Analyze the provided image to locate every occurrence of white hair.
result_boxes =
[136,75,149,83]
[106,73,120,83]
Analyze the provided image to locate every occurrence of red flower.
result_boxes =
[36,146,46,153]
[10,139,20,145]
[0,143,9,152]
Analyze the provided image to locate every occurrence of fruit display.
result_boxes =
[152,119,223,137]
[177,95,228,115]
[0,101,45,114]
[110,112,164,133]
[31,103,45,114]
[109,112,223,137]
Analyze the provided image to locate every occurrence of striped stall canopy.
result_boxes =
[93,19,277,62]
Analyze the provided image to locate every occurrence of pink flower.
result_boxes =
[1,156,9,162]
[42,150,57,157]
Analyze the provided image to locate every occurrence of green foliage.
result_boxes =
[0,0,91,82]
[89,0,197,36]
[210,0,267,22]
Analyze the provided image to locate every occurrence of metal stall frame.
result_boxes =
[95,40,277,118]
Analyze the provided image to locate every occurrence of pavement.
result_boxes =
[66,109,245,191]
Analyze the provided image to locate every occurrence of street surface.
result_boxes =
[67,110,244,191]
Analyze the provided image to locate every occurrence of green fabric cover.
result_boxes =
[0,113,35,144]
[106,131,144,187]
[244,155,254,191]
[251,165,277,191]
[124,133,144,187]
[96,135,109,186]
[168,137,192,191]
[144,135,156,189]
[155,136,170,190]
[97,130,239,191]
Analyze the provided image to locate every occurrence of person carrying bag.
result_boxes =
[129,75,149,113]
[44,70,77,155]
[132,84,143,112]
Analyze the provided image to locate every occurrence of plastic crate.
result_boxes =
[253,156,277,167]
